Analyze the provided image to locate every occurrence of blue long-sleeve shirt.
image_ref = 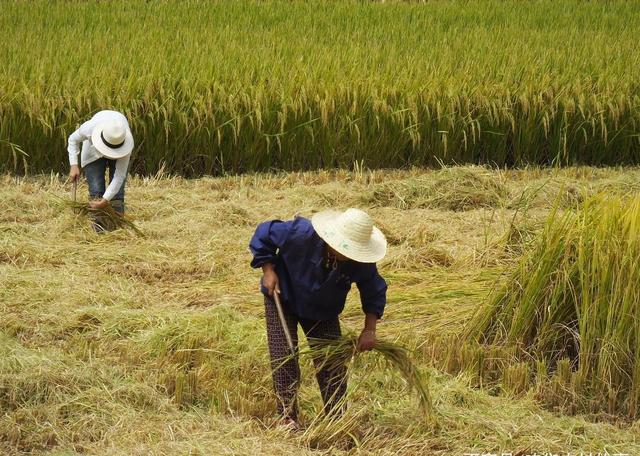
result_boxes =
[249,217,387,321]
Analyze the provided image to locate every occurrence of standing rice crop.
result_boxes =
[467,194,640,417]
[1,1,639,175]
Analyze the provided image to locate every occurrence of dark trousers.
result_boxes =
[264,296,347,421]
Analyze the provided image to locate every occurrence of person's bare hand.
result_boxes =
[357,329,376,352]
[262,264,280,296]
[88,198,109,210]
[69,165,80,182]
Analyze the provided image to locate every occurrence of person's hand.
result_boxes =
[357,329,376,352]
[262,264,280,296]
[69,165,80,182]
[88,198,109,210]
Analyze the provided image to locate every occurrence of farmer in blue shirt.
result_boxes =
[249,208,388,427]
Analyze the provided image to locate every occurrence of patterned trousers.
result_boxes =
[264,296,347,421]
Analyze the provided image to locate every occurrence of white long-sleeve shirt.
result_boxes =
[67,110,132,201]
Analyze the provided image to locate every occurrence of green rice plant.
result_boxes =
[466,193,640,417]
[0,1,639,175]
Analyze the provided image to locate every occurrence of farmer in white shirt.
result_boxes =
[67,110,134,230]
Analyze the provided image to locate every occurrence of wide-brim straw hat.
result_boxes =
[91,120,134,160]
[312,208,387,263]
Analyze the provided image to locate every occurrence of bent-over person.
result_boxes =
[67,110,134,231]
[249,208,388,428]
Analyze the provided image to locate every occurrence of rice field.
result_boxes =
[462,194,640,418]
[1,0,640,175]
[4,0,640,454]
[3,167,640,455]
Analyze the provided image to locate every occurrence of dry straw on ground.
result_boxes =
[2,167,640,454]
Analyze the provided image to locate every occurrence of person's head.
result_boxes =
[312,208,387,264]
[326,245,350,262]
[92,120,134,159]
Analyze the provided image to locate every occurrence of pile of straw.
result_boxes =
[364,166,508,211]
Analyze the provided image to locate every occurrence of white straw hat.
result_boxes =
[312,208,387,263]
[91,120,134,159]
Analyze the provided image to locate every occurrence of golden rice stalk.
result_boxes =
[295,335,435,422]
[64,200,144,236]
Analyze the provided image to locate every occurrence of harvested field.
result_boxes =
[2,167,640,454]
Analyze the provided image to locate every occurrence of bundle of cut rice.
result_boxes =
[65,200,144,236]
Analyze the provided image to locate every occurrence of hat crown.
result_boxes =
[337,208,373,244]
[102,120,126,146]
[311,208,386,263]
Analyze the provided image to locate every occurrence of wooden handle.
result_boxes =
[273,291,296,355]
[71,180,77,202]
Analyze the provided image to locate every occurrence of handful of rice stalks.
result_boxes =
[299,335,434,420]
[65,200,144,236]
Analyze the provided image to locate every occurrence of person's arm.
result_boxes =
[67,123,90,182]
[261,263,279,296]
[104,154,130,201]
[356,265,388,351]
[249,220,293,296]
[358,312,378,352]
[89,154,130,209]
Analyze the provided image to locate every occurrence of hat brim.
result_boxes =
[311,210,387,263]
[91,124,134,160]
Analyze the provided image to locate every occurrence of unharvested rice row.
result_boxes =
[465,194,640,418]
[1,1,639,175]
